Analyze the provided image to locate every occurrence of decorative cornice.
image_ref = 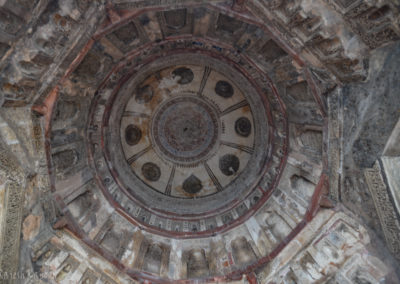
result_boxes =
[364,161,400,260]
[0,146,25,283]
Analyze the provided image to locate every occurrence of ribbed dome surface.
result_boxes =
[0,0,399,283]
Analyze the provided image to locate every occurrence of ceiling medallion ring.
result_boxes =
[115,55,261,203]
[87,49,287,238]
[150,94,221,168]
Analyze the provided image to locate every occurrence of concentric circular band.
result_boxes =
[87,50,285,237]
[150,95,220,166]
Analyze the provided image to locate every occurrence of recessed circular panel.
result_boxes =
[142,162,161,181]
[172,67,194,84]
[219,154,240,176]
[235,117,252,137]
[151,95,220,166]
[135,85,154,104]
[183,175,203,194]
[125,125,142,145]
[215,80,234,98]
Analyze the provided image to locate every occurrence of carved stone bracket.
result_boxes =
[364,161,400,260]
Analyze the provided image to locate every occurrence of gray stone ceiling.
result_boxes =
[0,0,399,283]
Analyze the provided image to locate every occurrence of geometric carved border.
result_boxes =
[364,161,400,260]
[0,146,25,282]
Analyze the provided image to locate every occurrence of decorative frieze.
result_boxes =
[0,146,25,283]
[364,162,400,260]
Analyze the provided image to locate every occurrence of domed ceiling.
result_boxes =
[94,53,277,236]
[3,0,393,282]
[43,4,326,280]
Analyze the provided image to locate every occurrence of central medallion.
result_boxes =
[116,62,260,200]
[91,53,279,236]
[151,95,220,166]
[99,53,276,233]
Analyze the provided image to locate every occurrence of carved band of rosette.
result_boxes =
[0,145,25,282]
[364,161,400,260]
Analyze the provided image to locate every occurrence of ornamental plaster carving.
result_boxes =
[0,145,25,283]
[364,161,400,260]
